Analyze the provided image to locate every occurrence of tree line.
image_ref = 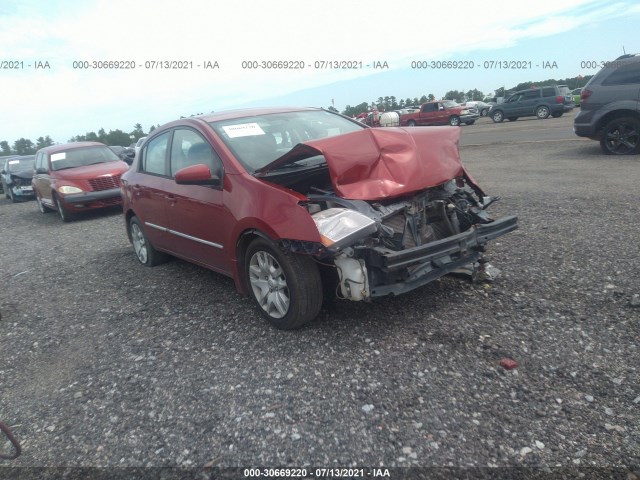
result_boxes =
[0,123,158,156]
[2,75,593,155]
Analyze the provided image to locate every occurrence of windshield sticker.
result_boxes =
[51,153,66,161]
[8,160,19,164]
[223,123,265,138]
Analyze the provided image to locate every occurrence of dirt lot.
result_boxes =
[0,117,638,478]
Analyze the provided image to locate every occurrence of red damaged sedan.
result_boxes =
[121,107,517,329]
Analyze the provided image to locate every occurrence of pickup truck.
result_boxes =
[400,101,479,127]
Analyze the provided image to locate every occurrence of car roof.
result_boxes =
[36,141,107,155]
[195,106,323,123]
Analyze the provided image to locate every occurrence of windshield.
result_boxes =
[50,146,120,171]
[209,110,364,172]
[7,157,34,172]
[442,100,458,108]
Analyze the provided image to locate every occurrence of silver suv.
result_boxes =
[574,54,640,155]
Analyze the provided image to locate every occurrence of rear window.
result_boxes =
[50,146,120,171]
[602,62,640,85]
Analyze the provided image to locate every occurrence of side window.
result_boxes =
[541,87,556,97]
[170,128,223,178]
[521,90,541,100]
[603,64,640,85]
[141,132,170,176]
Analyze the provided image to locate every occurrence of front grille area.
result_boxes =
[89,174,121,191]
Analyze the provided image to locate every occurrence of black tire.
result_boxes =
[245,238,322,330]
[491,110,504,123]
[449,115,461,126]
[480,108,488,117]
[465,120,475,125]
[507,117,518,122]
[551,112,563,118]
[536,105,550,119]
[599,117,640,155]
[53,194,75,222]
[129,215,169,266]
[407,120,416,127]
[36,193,54,213]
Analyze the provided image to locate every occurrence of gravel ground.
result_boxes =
[0,137,638,478]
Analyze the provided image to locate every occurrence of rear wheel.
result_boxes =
[536,105,550,119]
[449,115,461,126]
[407,120,416,127]
[129,216,169,266]
[507,117,518,122]
[245,238,322,330]
[491,110,504,123]
[599,117,640,155]
[54,194,74,222]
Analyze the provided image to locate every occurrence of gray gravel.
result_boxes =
[0,134,638,476]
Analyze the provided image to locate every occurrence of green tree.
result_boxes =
[327,105,338,112]
[0,141,11,155]
[131,123,145,140]
[35,135,54,149]
[104,129,131,146]
[444,90,465,102]
[149,125,156,134]
[428,93,435,101]
[465,89,484,101]
[97,128,107,142]
[13,138,36,155]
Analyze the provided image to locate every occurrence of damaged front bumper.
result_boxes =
[339,215,518,299]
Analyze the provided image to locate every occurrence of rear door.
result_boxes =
[419,103,437,125]
[163,127,231,274]
[517,89,541,116]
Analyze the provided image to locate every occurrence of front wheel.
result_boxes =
[491,111,504,123]
[129,216,169,266]
[407,120,416,127]
[245,238,322,330]
[536,105,550,119]
[480,108,488,117]
[599,117,640,155]
[54,194,75,222]
[449,115,461,126]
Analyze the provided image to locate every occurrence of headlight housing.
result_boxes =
[58,185,83,194]
[311,208,376,249]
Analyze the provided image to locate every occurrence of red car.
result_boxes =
[33,142,129,222]
[121,107,517,329]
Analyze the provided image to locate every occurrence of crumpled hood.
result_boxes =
[10,170,33,180]
[257,127,483,201]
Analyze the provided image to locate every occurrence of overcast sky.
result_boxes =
[1,0,639,144]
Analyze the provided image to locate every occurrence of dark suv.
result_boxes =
[489,86,574,123]
[574,54,640,155]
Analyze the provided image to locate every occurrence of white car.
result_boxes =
[464,101,491,117]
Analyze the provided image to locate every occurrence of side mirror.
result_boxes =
[175,163,221,186]
[0,170,5,175]
[36,167,48,174]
